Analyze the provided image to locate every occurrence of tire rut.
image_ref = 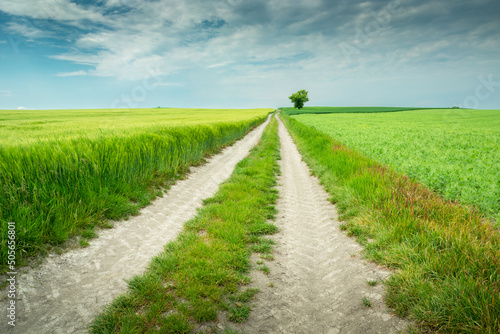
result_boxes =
[1,116,271,334]
[234,115,409,334]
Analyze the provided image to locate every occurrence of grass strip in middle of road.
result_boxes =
[90,118,280,333]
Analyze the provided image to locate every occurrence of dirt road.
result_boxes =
[2,114,409,333]
[234,116,409,333]
[0,117,270,334]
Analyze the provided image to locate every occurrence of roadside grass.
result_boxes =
[293,109,500,224]
[281,106,432,116]
[89,117,280,333]
[0,110,270,273]
[281,113,500,333]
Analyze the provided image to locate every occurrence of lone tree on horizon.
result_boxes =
[289,89,309,109]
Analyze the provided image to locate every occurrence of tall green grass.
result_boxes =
[281,113,500,333]
[0,108,272,146]
[0,110,270,272]
[90,118,280,333]
[293,109,500,223]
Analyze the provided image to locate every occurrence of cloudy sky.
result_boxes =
[0,0,499,110]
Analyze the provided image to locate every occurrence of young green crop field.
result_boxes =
[281,106,429,116]
[0,108,271,272]
[293,109,500,223]
[281,112,500,333]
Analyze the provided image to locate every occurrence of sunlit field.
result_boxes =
[0,108,271,146]
[293,109,500,223]
[281,106,425,116]
[282,111,500,332]
[0,108,272,270]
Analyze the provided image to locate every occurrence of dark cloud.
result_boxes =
[102,5,134,16]
[199,18,227,29]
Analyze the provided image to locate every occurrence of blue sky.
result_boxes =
[0,0,499,110]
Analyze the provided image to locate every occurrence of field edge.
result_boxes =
[280,111,500,333]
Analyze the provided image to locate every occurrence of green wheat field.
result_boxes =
[0,108,272,268]
[292,108,500,224]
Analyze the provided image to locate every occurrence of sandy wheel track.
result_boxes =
[234,116,409,333]
[1,116,270,334]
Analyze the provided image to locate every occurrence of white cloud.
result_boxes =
[33,1,427,82]
[1,0,499,109]
[56,70,87,77]
[0,0,473,83]
[51,53,100,67]
[207,61,233,68]
[17,106,27,110]
[0,0,108,26]
[6,22,53,39]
